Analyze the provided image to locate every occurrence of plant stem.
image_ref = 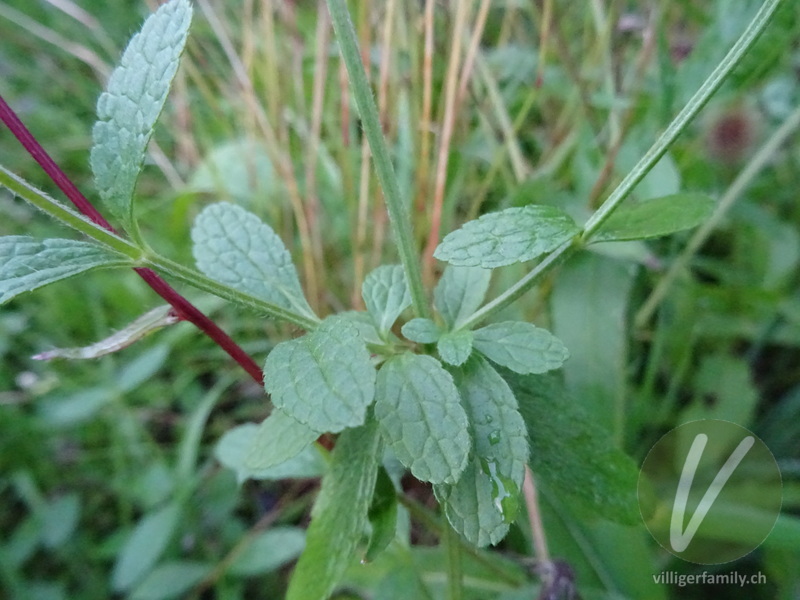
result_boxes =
[0,166,141,259]
[144,255,321,330]
[0,94,264,384]
[456,0,783,331]
[581,0,784,242]
[326,0,430,318]
[444,521,464,600]
[456,240,577,331]
[635,102,800,328]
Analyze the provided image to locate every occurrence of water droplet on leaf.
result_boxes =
[479,458,520,524]
[488,430,501,445]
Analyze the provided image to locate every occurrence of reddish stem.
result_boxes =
[0,94,263,385]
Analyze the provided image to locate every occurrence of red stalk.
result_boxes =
[0,94,263,385]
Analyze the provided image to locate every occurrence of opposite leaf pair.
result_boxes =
[202,203,569,547]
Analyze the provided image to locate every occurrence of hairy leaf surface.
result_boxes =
[473,321,569,374]
[401,318,441,344]
[214,422,325,483]
[246,409,321,470]
[0,236,130,304]
[375,353,470,484]
[286,421,382,600]
[263,316,375,433]
[434,205,579,268]
[592,193,715,242]
[362,265,411,335]
[435,356,528,546]
[433,265,491,328]
[192,202,313,317]
[437,330,473,366]
[91,0,192,230]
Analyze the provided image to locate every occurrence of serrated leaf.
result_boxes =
[130,561,210,600]
[502,370,639,525]
[434,205,579,268]
[33,306,178,360]
[365,467,398,562]
[192,202,314,317]
[339,310,386,346]
[435,356,528,546]
[437,330,473,366]
[112,501,182,592]
[90,0,192,230]
[401,318,441,343]
[374,353,470,484]
[433,265,491,328]
[286,421,382,600]
[245,409,321,470]
[215,423,325,483]
[228,527,306,576]
[264,316,375,433]
[593,193,715,242]
[473,321,569,374]
[362,265,411,335]
[0,236,130,304]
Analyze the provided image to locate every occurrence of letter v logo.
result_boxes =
[670,433,755,552]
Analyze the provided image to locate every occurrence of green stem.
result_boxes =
[144,255,321,331]
[581,0,784,242]
[444,521,463,600]
[326,0,429,318]
[456,0,783,331]
[398,494,527,587]
[635,102,800,328]
[0,165,142,259]
[456,240,578,331]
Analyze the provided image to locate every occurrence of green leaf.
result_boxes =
[365,467,398,562]
[592,193,715,242]
[90,0,192,230]
[362,265,411,335]
[401,318,441,344]
[472,321,569,374]
[215,423,325,483]
[0,236,130,304]
[340,310,388,346]
[435,357,528,546]
[286,420,382,600]
[33,306,178,360]
[228,527,306,576]
[112,501,183,592]
[374,353,470,484]
[264,316,376,433]
[550,253,635,433]
[433,205,579,268]
[245,410,321,470]
[433,265,492,328]
[502,371,639,525]
[192,202,314,318]
[437,330,473,366]
[130,561,210,600]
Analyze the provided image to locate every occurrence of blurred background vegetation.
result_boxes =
[1,0,799,598]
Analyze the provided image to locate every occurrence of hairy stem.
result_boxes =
[635,102,800,328]
[0,94,264,384]
[327,0,430,318]
[457,0,784,330]
[581,0,784,241]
